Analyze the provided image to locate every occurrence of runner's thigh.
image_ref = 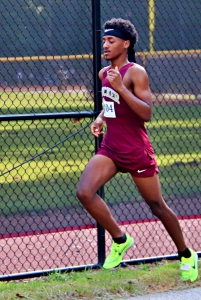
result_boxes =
[78,154,118,194]
[132,172,163,203]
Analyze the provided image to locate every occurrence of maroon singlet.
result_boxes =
[97,62,159,177]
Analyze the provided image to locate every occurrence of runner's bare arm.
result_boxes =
[91,110,105,137]
[106,65,152,122]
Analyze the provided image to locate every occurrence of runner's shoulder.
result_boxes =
[129,63,147,74]
[99,66,109,80]
[127,63,149,81]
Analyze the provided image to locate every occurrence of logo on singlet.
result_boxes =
[102,87,120,104]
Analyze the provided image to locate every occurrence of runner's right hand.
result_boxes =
[91,117,104,137]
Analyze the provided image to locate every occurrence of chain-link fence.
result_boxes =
[0,0,200,279]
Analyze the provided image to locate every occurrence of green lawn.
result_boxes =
[0,261,201,300]
[0,91,200,216]
[0,90,93,114]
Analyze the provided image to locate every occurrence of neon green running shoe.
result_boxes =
[103,234,134,269]
[180,248,198,282]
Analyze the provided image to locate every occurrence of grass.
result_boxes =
[0,260,200,299]
[0,91,201,216]
[0,90,93,114]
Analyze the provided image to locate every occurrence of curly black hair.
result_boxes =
[103,18,138,62]
[103,18,138,47]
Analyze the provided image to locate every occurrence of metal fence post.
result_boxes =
[92,0,106,266]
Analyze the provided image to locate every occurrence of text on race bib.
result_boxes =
[103,100,116,118]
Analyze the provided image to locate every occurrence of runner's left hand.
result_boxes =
[106,66,123,91]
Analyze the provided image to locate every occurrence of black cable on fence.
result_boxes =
[0,111,98,176]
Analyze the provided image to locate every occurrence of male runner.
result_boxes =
[76,18,198,282]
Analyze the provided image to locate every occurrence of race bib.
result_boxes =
[103,100,116,118]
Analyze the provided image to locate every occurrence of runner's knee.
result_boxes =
[147,200,166,217]
[76,186,93,204]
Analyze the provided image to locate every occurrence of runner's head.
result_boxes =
[103,18,138,62]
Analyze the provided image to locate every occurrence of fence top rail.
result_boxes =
[0,111,99,121]
[0,49,200,62]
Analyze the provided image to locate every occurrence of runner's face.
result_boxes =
[103,36,126,60]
